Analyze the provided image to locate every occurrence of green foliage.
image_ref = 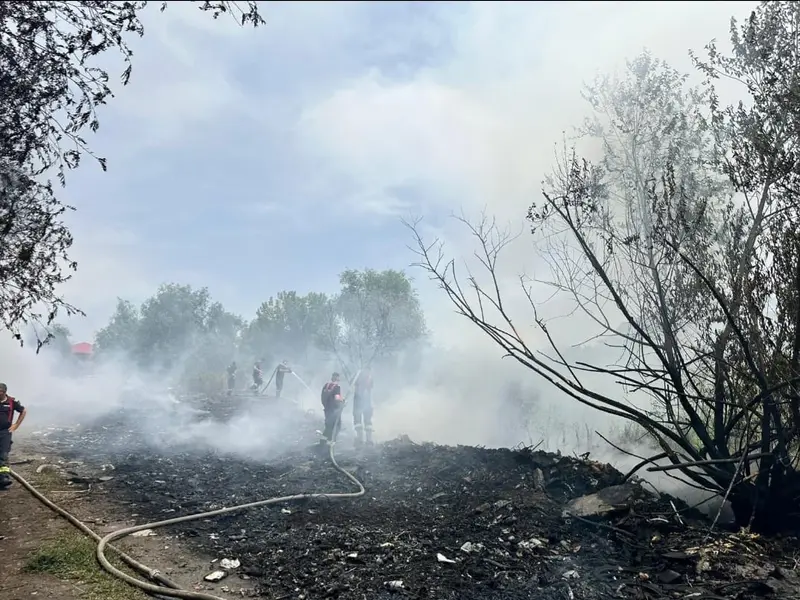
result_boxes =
[93,270,427,389]
[0,1,263,347]
[25,531,146,600]
[0,1,263,178]
[242,291,329,363]
[323,268,427,379]
[95,299,141,355]
[0,159,80,347]
[40,323,73,357]
[95,284,243,384]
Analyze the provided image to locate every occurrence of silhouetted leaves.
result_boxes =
[0,0,262,345]
[0,159,79,348]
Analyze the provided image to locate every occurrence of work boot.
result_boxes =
[365,426,374,446]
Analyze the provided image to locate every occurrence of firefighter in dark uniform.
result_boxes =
[226,361,237,396]
[320,372,344,446]
[275,360,292,398]
[353,368,374,447]
[0,383,27,490]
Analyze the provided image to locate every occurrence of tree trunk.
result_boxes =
[729,471,800,533]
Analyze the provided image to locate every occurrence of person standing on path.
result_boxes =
[0,383,27,490]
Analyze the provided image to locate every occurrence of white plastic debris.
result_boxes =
[436,553,456,564]
[131,529,157,538]
[219,558,240,569]
[204,570,227,582]
[346,552,358,559]
[562,570,580,579]
[281,508,292,514]
[459,542,484,553]
[518,538,544,550]
[385,580,404,590]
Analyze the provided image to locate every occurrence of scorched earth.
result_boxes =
[31,395,800,600]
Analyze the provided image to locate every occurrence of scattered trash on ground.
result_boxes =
[36,402,800,600]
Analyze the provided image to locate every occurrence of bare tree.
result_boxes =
[408,2,800,533]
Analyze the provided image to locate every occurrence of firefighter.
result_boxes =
[319,372,344,445]
[0,383,27,490]
[275,360,292,398]
[353,368,374,447]
[252,359,264,392]
[226,361,237,396]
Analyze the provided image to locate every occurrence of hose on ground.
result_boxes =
[11,440,365,600]
[9,468,185,591]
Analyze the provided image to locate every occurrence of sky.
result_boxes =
[56,0,759,342]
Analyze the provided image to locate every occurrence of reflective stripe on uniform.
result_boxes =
[0,466,10,473]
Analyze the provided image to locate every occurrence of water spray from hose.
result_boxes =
[291,371,314,395]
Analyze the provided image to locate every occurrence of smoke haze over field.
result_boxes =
[54,0,757,337]
[2,2,761,522]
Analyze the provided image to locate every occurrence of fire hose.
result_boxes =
[10,437,365,600]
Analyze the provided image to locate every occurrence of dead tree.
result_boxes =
[408,155,799,533]
[408,2,800,533]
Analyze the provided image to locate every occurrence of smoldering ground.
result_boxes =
[4,325,733,523]
[34,394,777,600]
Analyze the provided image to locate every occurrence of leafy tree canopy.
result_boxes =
[92,270,427,390]
[242,291,330,365]
[323,269,427,380]
[95,284,243,374]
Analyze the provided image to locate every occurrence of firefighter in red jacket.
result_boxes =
[0,383,27,490]
[353,368,374,447]
[320,372,344,445]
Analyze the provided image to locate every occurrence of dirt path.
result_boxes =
[0,476,86,600]
[0,438,254,600]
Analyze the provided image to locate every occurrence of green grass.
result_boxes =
[32,469,66,490]
[24,532,147,600]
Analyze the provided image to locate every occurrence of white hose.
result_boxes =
[14,441,364,600]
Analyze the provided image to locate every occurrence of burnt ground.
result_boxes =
[3,441,249,600]
[19,394,800,600]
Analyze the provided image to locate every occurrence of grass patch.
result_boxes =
[24,532,147,600]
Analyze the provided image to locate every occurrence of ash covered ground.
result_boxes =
[35,394,800,600]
